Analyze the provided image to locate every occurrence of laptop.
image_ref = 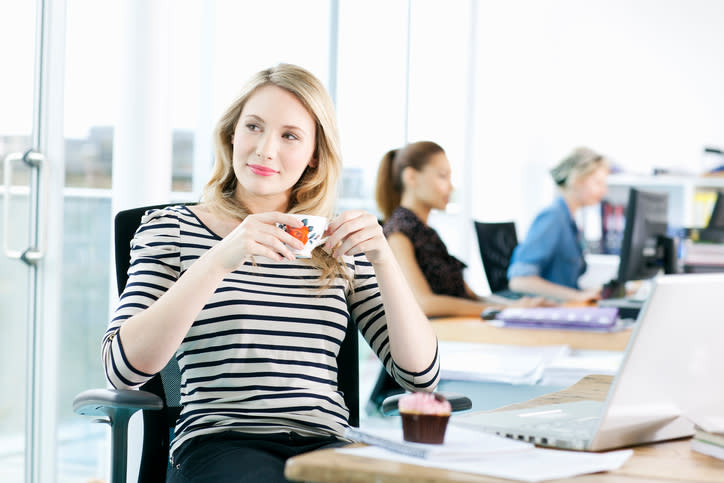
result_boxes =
[450,273,724,451]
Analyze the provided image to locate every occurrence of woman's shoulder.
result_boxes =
[137,204,215,237]
[138,204,187,226]
[383,207,421,236]
[532,198,569,224]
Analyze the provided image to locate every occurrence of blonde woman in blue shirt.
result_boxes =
[507,147,610,302]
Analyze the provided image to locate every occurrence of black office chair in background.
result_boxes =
[474,220,520,297]
[73,203,360,483]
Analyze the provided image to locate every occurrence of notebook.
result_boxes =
[451,273,724,451]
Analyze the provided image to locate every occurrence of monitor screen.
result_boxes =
[617,188,671,283]
[707,191,724,229]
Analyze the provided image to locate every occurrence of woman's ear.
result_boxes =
[308,157,318,169]
[401,166,417,188]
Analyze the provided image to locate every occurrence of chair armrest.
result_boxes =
[380,392,472,416]
[73,388,163,483]
[73,388,163,418]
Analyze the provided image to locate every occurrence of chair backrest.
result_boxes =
[473,221,518,293]
[114,204,359,481]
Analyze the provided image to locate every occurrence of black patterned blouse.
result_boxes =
[383,207,468,298]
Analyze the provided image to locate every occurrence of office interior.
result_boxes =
[2,0,724,481]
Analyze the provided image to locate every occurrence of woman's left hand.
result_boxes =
[324,210,391,264]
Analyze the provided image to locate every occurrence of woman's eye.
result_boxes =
[283,132,298,141]
[246,123,259,131]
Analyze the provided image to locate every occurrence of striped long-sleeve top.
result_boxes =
[102,205,440,458]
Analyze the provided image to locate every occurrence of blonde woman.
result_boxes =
[102,64,439,482]
[508,147,610,302]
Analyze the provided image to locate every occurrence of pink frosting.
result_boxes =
[398,392,451,415]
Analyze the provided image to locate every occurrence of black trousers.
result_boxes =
[166,431,345,483]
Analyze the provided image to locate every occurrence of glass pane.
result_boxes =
[63,0,122,189]
[0,194,31,481]
[0,0,36,480]
[57,195,111,481]
[170,2,201,193]
[58,0,121,480]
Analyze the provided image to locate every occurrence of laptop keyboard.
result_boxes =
[453,401,604,450]
[493,416,600,448]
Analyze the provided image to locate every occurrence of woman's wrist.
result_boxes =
[366,243,398,270]
[197,245,238,280]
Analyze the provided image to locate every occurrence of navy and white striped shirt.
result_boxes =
[102,205,440,458]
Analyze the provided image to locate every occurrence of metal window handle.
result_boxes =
[3,149,47,265]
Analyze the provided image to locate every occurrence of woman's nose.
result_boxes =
[257,133,276,160]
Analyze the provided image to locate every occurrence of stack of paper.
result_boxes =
[341,424,632,482]
[438,341,569,385]
[686,412,724,461]
[344,424,531,460]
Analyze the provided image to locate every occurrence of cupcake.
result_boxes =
[398,392,452,444]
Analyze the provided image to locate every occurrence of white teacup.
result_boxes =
[281,214,329,258]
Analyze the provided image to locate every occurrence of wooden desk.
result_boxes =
[285,375,724,482]
[430,316,632,351]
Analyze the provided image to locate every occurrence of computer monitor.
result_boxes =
[602,188,676,298]
[707,191,724,229]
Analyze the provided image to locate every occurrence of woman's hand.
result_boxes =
[324,210,391,264]
[208,212,305,271]
[511,296,558,308]
[573,287,602,304]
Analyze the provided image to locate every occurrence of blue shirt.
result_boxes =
[507,196,586,289]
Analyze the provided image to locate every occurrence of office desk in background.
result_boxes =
[285,375,724,483]
[429,316,632,351]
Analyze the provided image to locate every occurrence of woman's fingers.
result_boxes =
[325,211,387,261]
[219,212,306,266]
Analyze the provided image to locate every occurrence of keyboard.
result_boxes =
[495,306,619,330]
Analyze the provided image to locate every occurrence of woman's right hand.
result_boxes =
[208,212,306,271]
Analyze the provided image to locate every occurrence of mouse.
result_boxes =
[481,307,502,320]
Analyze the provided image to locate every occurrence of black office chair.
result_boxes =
[73,203,360,483]
[474,221,519,294]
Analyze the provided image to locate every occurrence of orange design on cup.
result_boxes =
[286,225,310,245]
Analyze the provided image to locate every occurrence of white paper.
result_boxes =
[685,412,724,434]
[344,424,531,461]
[336,445,633,482]
[539,349,623,386]
[438,341,569,385]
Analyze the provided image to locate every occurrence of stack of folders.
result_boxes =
[691,428,724,461]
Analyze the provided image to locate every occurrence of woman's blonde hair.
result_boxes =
[550,146,610,189]
[202,63,346,281]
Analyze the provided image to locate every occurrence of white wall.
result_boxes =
[470,0,724,240]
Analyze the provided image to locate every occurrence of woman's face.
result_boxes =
[573,164,609,206]
[231,84,317,209]
[410,152,454,211]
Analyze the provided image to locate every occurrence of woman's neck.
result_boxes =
[561,192,581,217]
[235,186,290,214]
[400,198,431,225]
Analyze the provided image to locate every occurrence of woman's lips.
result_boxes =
[248,164,279,176]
